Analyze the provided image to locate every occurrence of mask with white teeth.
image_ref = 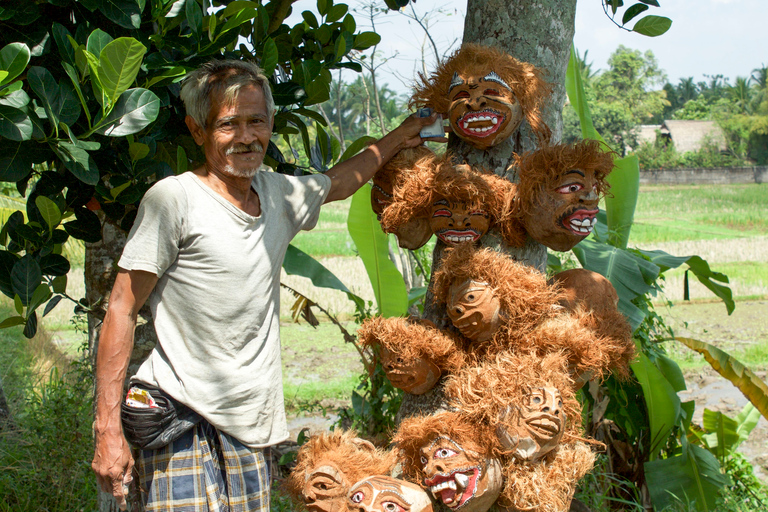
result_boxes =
[447,71,524,150]
[429,199,490,247]
[420,436,502,512]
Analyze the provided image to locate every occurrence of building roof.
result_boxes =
[637,125,661,146]
[660,120,726,153]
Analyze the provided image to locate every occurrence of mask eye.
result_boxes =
[383,502,404,512]
[420,455,428,465]
[483,89,501,97]
[532,396,542,404]
[452,90,470,100]
[351,491,365,503]
[435,447,457,459]
[556,183,584,194]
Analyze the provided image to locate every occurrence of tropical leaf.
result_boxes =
[347,185,407,318]
[676,337,768,421]
[94,88,160,136]
[631,352,681,458]
[0,42,31,86]
[98,38,147,106]
[282,244,364,312]
[645,442,728,511]
[632,15,672,37]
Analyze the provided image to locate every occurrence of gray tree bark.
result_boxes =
[397,0,577,421]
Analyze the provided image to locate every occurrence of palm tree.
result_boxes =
[676,77,698,104]
[728,76,752,114]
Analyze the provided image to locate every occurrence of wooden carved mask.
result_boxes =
[448,71,524,150]
[446,279,502,342]
[420,436,503,512]
[429,199,490,246]
[496,386,565,462]
[304,462,351,512]
[379,345,441,395]
[348,476,434,512]
[522,167,600,252]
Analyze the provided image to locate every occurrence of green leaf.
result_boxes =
[98,38,148,107]
[0,250,20,298]
[675,337,768,422]
[176,145,188,173]
[95,88,160,136]
[326,4,348,23]
[317,0,330,16]
[734,403,761,445]
[282,244,365,312]
[43,295,63,317]
[54,141,100,185]
[52,274,67,294]
[631,352,681,458]
[99,0,144,29]
[604,154,639,248]
[40,254,70,276]
[572,239,659,330]
[302,11,319,28]
[26,283,52,318]
[645,443,728,511]
[701,408,740,459]
[86,28,114,58]
[11,254,42,306]
[23,311,37,338]
[0,316,24,328]
[303,79,330,106]
[639,0,660,6]
[622,3,649,25]
[129,142,150,162]
[27,66,61,127]
[334,34,347,60]
[0,105,32,141]
[339,135,376,163]
[52,23,76,65]
[342,14,356,33]
[353,31,381,50]
[63,208,102,243]
[347,185,407,317]
[260,38,279,78]
[144,66,187,88]
[35,196,62,231]
[186,0,203,40]
[632,15,672,37]
[0,140,34,182]
[0,43,31,86]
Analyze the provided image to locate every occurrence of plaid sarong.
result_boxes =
[137,419,269,512]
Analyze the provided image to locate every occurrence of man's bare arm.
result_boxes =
[323,113,447,203]
[91,269,158,509]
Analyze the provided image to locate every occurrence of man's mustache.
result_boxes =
[226,142,264,155]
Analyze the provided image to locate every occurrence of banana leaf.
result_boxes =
[347,184,407,318]
[631,352,681,458]
[282,244,364,312]
[676,337,768,421]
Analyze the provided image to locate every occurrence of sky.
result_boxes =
[285,0,767,95]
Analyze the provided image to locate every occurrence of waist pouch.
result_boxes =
[121,382,202,451]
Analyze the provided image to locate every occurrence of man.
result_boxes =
[91,59,443,511]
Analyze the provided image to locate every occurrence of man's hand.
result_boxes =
[391,112,449,148]
[323,112,448,203]
[92,430,134,510]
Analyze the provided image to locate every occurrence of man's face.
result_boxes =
[522,168,600,252]
[348,476,433,512]
[446,279,502,342]
[420,436,502,512]
[497,387,565,461]
[447,72,523,150]
[429,199,490,246]
[303,462,350,512]
[187,84,273,179]
[379,345,441,395]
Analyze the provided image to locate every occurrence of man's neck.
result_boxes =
[193,165,261,217]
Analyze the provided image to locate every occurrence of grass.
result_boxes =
[291,197,357,257]
[631,184,768,245]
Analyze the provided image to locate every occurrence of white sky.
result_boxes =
[285,0,767,95]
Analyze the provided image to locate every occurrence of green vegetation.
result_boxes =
[292,197,356,257]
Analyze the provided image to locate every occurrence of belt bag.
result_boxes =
[121,382,202,450]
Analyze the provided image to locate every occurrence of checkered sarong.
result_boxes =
[137,419,269,512]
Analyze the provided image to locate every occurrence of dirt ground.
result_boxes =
[284,300,768,481]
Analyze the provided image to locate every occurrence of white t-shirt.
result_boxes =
[119,170,332,447]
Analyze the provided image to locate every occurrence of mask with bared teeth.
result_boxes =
[347,475,434,512]
[514,140,614,252]
[496,386,565,461]
[409,43,551,149]
[393,412,502,512]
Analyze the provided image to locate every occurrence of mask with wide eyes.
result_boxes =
[435,447,457,459]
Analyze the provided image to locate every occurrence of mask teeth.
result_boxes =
[454,473,470,490]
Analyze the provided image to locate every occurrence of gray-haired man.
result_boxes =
[91,59,444,511]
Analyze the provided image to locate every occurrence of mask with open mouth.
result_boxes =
[347,475,434,512]
[429,199,490,246]
[497,386,565,462]
[420,436,502,512]
[516,141,614,252]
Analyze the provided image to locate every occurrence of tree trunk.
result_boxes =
[87,214,155,512]
[398,0,577,421]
